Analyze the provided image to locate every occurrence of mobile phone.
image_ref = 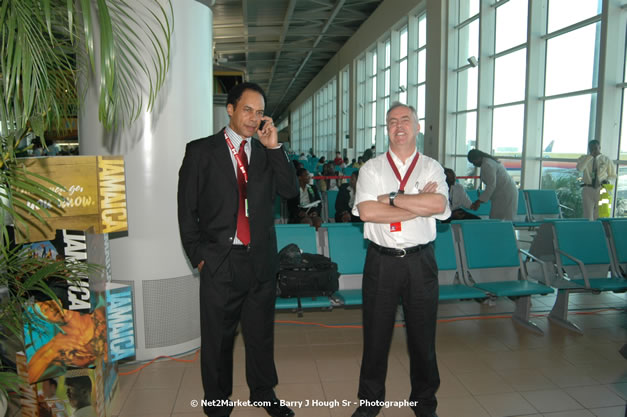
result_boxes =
[258,120,266,131]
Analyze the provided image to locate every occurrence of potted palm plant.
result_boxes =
[0,1,173,413]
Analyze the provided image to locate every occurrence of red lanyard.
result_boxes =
[386,151,420,192]
[224,132,248,183]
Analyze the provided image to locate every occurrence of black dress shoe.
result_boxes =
[259,398,295,417]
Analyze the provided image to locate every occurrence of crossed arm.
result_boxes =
[357,181,448,224]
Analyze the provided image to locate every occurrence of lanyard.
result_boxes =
[224,132,248,183]
[386,151,420,192]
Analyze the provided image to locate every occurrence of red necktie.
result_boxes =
[236,140,250,245]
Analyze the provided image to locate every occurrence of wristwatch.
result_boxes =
[389,191,398,207]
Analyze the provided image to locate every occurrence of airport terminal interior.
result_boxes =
[5,0,627,416]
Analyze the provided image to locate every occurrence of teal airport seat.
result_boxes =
[465,189,492,218]
[434,223,487,301]
[326,189,339,222]
[600,218,627,278]
[552,221,626,291]
[322,223,367,306]
[525,189,562,222]
[456,220,554,334]
[275,224,318,254]
[541,220,627,333]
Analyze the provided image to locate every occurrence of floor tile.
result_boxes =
[109,300,626,417]
[590,405,627,417]
[436,395,490,417]
[473,392,538,417]
[520,388,583,413]
[563,385,626,408]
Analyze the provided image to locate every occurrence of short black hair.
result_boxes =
[65,376,92,392]
[296,168,309,177]
[226,82,267,110]
[588,140,600,149]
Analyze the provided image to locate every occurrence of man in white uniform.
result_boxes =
[577,140,616,220]
[350,102,450,417]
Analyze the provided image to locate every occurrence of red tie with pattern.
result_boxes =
[236,140,250,245]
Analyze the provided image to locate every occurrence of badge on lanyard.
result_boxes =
[386,152,420,233]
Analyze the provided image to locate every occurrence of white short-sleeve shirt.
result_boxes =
[352,149,450,248]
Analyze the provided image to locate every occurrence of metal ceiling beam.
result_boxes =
[266,0,298,94]
[271,0,346,117]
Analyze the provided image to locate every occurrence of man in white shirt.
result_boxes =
[350,103,450,417]
[577,140,617,220]
[443,168,479,222]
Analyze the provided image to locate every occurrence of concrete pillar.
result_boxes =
[79,0,213,360]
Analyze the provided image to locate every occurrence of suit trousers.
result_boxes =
[357,242,440,413]
[199,246,278,416]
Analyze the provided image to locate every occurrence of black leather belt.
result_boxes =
[369,241,430,257]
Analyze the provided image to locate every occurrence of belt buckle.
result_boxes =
[396,248,406,258]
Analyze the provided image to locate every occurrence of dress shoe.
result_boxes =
[259,398,295,417]
[351,405,381,417]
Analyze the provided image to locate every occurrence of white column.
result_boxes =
[79,0,213,360]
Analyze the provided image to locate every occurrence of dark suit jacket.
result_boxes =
[177,129,298,281]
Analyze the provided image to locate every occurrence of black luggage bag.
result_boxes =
[277,244,339,299]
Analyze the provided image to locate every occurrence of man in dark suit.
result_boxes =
[177,82,298,417]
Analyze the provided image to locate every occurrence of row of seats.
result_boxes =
[465,188,566,224]
[274,219,627,334]
[299,188,565,225]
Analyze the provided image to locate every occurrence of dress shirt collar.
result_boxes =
[388,147,418,167]
[225,125,250,150]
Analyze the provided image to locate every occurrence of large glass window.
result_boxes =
[495,0,528,53]
[543,94,596,156]
[493,49,526,105]
[368,50,378,147]
[545,23,600,97]
[341,67,350,152]
[492,104,524,155]
[356,57,366,154]
[547,0,602,33]
[399,27,408,104]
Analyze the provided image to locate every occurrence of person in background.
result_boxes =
[288,168,322,229]
[442,168,480,222]
[353,156,365,169]
[178,82,298,417]
[333,151,343,166]
[65,376,95,417]
[577,140,617,220]
[335,170,361,223]
[467,149,518,220]
[362,145,376,163]
[319,162,339,192]
[350,102,449,417]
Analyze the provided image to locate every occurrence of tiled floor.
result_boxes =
[114,292,626,417]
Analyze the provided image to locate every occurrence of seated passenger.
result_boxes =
[335,170,362,223]
[288,168,322,228]
[443,168,480,222]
